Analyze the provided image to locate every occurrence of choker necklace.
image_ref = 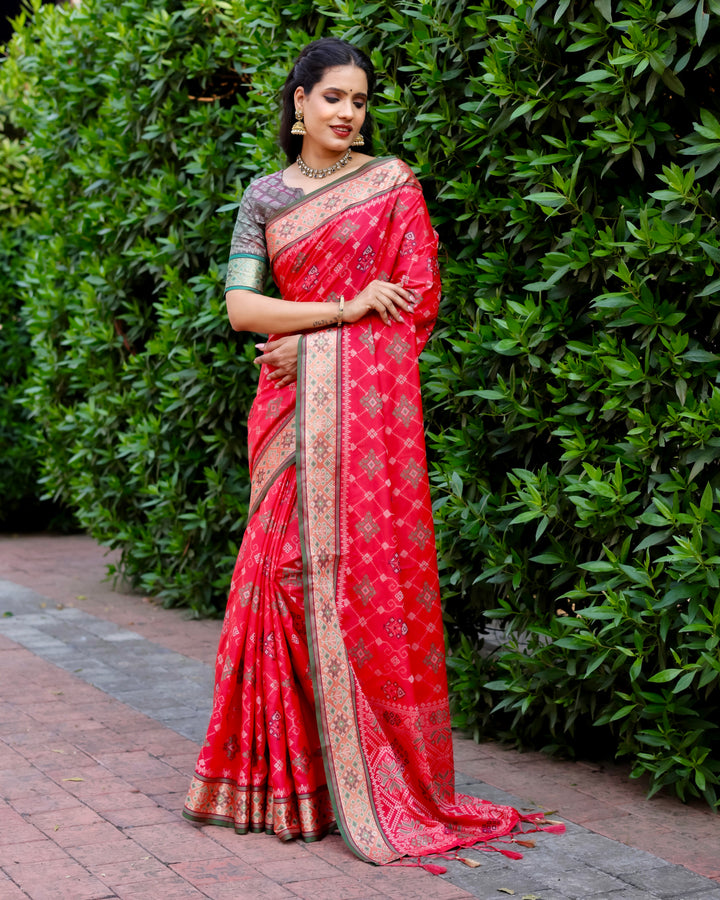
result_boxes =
[297,149,351,179]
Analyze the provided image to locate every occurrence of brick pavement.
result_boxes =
[0,533,719,900]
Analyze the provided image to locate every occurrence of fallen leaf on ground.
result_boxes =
[458,857,482,868]
[62,777,84,782]
[498,890,515,896]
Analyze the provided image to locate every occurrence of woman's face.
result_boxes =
[294,64,368,158]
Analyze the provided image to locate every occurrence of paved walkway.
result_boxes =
[0,534,718,900]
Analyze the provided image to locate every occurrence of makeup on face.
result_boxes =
[295,65,368,163]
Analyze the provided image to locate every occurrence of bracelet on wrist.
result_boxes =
[337,295,345,328]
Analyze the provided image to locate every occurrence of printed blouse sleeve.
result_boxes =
[225,182,269,295]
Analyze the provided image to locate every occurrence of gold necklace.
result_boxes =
[297,150,351,179]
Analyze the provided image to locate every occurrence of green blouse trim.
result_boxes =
[225,253,267,294]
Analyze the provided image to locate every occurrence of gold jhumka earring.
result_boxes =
[291,110,307,136]
[351,133,365,147]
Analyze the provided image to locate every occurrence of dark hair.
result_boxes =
[279,38,376,163]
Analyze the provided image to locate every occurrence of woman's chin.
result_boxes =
[319,133,353,152]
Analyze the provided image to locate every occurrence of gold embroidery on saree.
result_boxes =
[183,775,333,840]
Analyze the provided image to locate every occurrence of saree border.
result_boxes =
[296,330,396,866]
[248,409,296,520]
[266,157,413,265]
[183,774,332,842]
[268,157,392,223]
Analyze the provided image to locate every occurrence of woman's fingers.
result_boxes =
[334,282,418,326]
[348,281,415,324]
[253,335,300,387]
[376,288,406,323]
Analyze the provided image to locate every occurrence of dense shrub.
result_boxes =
[2,0,720,804]
[0,107,45,528]
[405,1,720,807]
[0,0,304,598]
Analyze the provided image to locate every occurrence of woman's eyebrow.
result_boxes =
[323,86,368,98]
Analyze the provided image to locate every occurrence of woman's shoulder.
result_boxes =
[240,169,302,219]
[242,169,289,199]
[373,156,422,189]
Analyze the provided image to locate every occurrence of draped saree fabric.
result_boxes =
[184,158,538,863]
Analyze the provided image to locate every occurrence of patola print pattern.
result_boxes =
[184,158,555,863]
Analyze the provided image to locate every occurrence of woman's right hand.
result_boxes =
[343,280,415,326]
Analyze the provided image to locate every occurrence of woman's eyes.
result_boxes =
[324,95,366,108]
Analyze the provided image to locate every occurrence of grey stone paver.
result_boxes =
[623,865,720,897]
[1,577,720,900]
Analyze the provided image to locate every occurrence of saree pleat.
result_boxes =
[185,466,334,840]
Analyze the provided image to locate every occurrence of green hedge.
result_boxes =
[1,0,277,593]
[412,0,720,808]
[0,105,45,528]
[2,0,720,805]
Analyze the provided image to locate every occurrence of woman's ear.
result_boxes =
[293,86,305,112]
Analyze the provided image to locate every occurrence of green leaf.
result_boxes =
[523,191,566,207]
[661,68,686,96]
[648,668,684,683]
[577,70,614,83]
[674,670,696,692]
[594,0,613,22]
[695,278,720,298]
[695,0,710,45]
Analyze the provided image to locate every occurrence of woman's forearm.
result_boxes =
[226,289,339,334]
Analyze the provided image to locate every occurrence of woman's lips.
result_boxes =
[331,126,352,137]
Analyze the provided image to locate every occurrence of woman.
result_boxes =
[184,37,554,867]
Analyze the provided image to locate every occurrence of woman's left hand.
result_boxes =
[254,334,301,388]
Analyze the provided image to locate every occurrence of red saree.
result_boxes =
[184,158,550,864]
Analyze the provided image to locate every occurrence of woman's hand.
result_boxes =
[254,334,301,388]
[344,280,416,326]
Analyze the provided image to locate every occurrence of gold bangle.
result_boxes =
[337,295,344,328]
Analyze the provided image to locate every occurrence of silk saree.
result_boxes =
[184,158,549,865]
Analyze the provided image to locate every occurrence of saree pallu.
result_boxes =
[184,158,539,864]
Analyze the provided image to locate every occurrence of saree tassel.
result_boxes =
[419,862,448,875]
[488,846,525,861]
[520,811,549,823]
[466,838,525,860]
[519,812,567,835]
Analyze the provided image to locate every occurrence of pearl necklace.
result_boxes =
[297,150,352,179]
